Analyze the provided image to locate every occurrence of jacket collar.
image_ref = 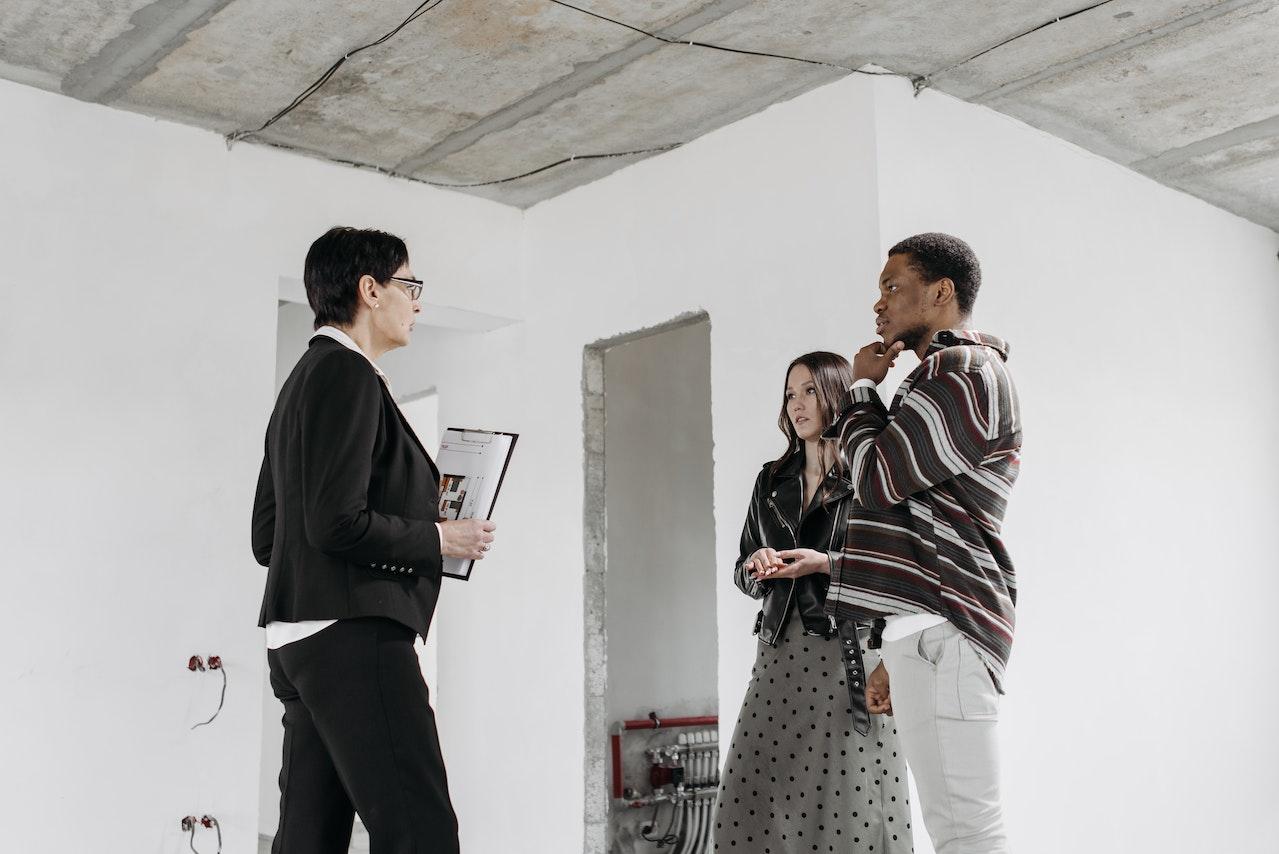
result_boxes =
[772,451,804,479]
[311,325,393,388]
[927,328,1010,361]
[768,450,856,513]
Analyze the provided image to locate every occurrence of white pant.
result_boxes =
[880,620,1009,854]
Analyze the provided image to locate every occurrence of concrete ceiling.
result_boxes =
[1,0,1276,229]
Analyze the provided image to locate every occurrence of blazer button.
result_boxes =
[407,568,415,574]
[382,564,388,569]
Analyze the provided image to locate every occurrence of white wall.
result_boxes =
[0,77,520,853]
[4,56,1276,854]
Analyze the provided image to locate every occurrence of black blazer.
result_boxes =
[252,335,444,636]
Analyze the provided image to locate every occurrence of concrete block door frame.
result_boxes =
[580,310,715,854]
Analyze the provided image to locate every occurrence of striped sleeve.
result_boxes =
[834,367,992,511]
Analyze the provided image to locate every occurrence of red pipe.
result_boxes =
[611,713,719,798]
[621,715,718,731]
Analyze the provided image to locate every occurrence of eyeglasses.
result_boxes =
[388,276,423,301]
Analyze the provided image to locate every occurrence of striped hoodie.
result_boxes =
[823,330,1022,690]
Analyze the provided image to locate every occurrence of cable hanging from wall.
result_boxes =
[180,815,222,854]
[187,654,227,730]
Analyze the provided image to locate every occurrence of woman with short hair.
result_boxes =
[253,226,495,854]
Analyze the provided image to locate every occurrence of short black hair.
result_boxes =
[888,232,981,316]
[304,226,409,330]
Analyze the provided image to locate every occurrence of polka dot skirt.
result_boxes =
[712,614,913,853]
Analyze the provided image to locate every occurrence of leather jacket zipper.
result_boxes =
[766,496,798,639]
[767,496,799,547]
[824,497,845,635]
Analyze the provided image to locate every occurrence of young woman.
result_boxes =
[713,352,912,854]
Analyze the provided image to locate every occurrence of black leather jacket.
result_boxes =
[733,453,856,646]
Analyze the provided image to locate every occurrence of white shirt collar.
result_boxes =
[311,325,391,389]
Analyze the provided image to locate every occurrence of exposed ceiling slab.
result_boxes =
[420,40,843,203]
[0,1,155,82]
[976,2,1279,160]
[1137,121,1279,228]
[929,0,1230,99]
[687,0,1098,73]
[391,0,759,177]
[61,0,238,103]
[0,0,1275,230]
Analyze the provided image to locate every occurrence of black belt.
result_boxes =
[868,618,885,650]
[837,619,872,736]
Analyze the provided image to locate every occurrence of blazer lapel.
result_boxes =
[381,384,441,484]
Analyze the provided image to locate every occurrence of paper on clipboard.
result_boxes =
[437,428,518,580]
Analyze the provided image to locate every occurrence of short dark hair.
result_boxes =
[304,226,409,330]
[888,232,981,316]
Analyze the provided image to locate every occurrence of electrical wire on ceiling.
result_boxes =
[918,0,1118,85]
[420,144,685,188]
[225,0,448,143]
[224,0,1119,189]
[224,0,920,147]
[544,0,921,82]
[257,141,685,189]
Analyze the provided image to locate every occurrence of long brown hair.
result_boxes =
[770,351,856,482]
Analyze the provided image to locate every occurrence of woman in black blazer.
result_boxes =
[252,226,494,854]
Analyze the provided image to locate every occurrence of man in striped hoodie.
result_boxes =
[767,233,1021,853]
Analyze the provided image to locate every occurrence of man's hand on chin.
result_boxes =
[852,340,905,384]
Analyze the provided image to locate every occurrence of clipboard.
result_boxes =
[436,428,518,580]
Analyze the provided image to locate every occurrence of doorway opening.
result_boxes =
[582,312,717,854]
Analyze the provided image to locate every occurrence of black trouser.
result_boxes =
[268,617,459,854]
